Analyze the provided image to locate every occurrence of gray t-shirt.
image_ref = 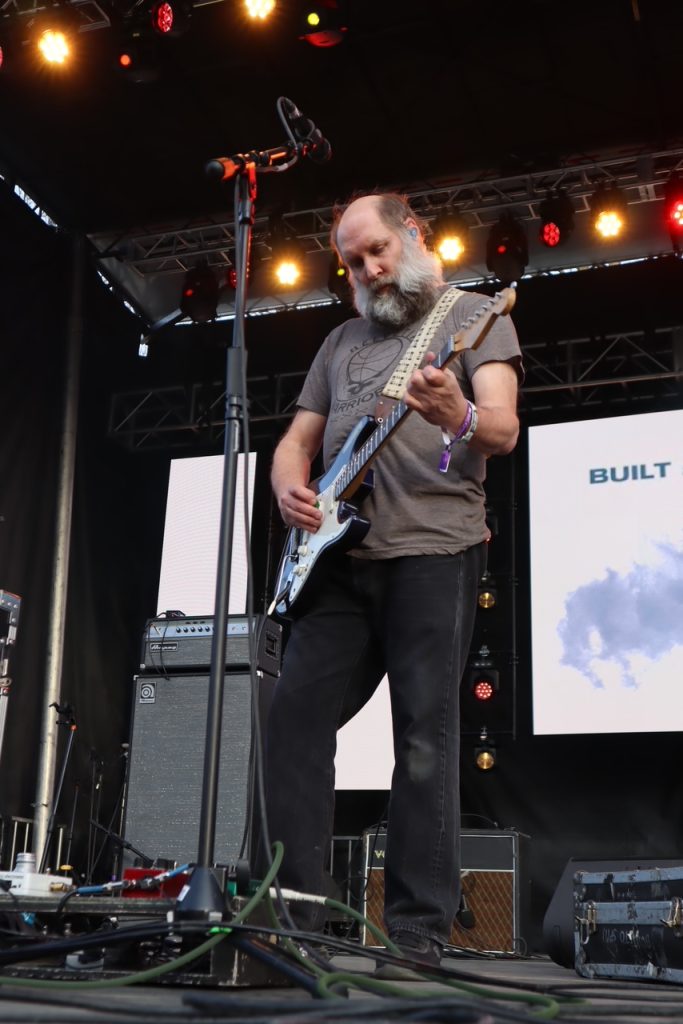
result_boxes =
[297,288,523,558]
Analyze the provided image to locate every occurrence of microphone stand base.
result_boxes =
[174,865,229,922]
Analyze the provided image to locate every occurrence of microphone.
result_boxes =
[456,892,476,930]
[205,143,294,182]
[280,97,332,164]
[456,871,476,930]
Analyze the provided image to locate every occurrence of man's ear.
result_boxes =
[405,218,419,239]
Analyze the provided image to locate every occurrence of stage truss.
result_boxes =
[108,325,683,451]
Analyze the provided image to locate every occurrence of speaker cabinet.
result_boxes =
[123,671,275,868]
[362,828,528,953]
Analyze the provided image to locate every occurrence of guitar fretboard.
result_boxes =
[333,396,409,499]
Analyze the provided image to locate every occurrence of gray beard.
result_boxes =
[353,244,444,328]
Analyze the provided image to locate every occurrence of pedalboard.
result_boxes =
[0,869,72,896]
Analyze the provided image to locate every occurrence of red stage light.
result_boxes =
[541,221,561,247]
[473,679,494,702]
[665,175,683,251]
[152,1,174,34]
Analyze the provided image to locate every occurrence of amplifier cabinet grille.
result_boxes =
[361,828,528,953]
[124,671,275,868]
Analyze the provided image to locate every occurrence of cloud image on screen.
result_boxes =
[558,542,683,690]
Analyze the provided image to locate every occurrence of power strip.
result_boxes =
[0,870,73,896]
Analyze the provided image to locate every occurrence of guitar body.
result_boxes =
[272,416,376,616]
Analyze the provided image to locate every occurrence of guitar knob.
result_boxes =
[297,544,310,556]
[294,565,308,576]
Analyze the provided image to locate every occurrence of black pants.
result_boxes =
[264,543,486,945]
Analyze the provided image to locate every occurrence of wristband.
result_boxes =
[438,402,478,473]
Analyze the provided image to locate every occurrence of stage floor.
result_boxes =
[1,948,683,1023]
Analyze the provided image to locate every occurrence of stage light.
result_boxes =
[467,647,500,705]
[300,1,347,47]
[274,252,302,286]
[590,183,627,240]
[268,216,305,287]
[485,212,528,285]
[116,35,158,81]
[431,211,469,265]
[37,27,72,65]
[477,571,497,610]
[474,729,496,771]
[328,254,352,303]
[664,174,683,252]
[538,190,574,248]
[180,265,220,323]
[245,0,276,18]
[151,1,174,34]
[150,0,191,36]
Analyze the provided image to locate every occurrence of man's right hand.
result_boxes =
[277,483,324,532]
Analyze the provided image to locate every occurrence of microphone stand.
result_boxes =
[38,703,77,875]
[175,161,257,920]
[175,99,330,922]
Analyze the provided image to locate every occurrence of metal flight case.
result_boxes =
[574,865,683,985]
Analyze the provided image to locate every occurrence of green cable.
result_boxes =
[0,843,285,991]
[319,897,563,1017]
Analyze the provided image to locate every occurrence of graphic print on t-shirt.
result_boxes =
[332,331,415,414]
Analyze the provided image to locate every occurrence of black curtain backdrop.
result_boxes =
[1,190,682,947]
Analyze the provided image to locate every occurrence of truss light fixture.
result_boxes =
[116,29,161,82]
[244,0,276,18]
[37,26,72,66]
[477,571,497,611]
[300,1,347,47]
[268,215,305,287]
[150,0,191,36]
[151,1,174,34]
[27,4,80,68]
[590,182,627,240]
[466,645,499,703]
[538,190,574,248]
[273,246,303,287]
[474,728,496,771]
[485,212,528,285]
[180,265,220,323]
[664,173,683,252]
[431,210,469,265]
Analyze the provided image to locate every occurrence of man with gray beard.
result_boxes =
[265,192,522,975]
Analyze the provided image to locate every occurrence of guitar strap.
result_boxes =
[380,287,467,401]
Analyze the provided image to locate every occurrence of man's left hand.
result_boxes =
[404,352,467,430]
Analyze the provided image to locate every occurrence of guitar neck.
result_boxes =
[334,398,408,500]
[333,287,515,501]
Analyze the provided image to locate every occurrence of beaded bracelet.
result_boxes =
[438,402,478,473]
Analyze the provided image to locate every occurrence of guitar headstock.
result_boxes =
[450,285,517,355]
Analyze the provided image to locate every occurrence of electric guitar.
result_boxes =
[270,286,516,616]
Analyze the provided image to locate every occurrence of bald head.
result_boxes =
[332,193,419,256]
[330,192,444,328]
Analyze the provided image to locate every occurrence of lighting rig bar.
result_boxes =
[0,0,111,31]
[108,325,683,451]
[90,147,683,280]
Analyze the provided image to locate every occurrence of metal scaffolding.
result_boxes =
[108,325,683,451]
[93,147,683,278]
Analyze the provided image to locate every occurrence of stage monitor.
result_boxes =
[528,408,683,735]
